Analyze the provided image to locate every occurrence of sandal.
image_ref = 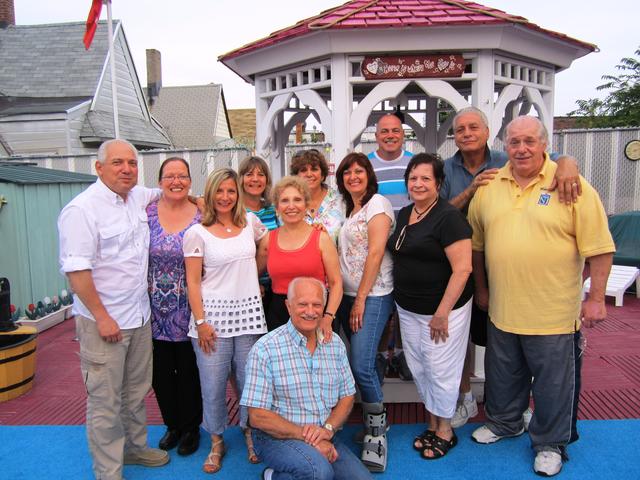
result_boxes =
[420,433,458,460]
[413,429,436,451]
[203,438,226,474]
[244,428,260,464]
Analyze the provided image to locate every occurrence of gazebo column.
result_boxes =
[274,111,287,177]
[424,97,438,153]
[470,50,495,387]
[255,79,275,174]
[256,92,292,179]
[472,50,495,130]
[330,54,352,164]
[543,71,556,136]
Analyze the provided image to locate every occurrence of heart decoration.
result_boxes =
[437,58,450,71]
[366,61,379,74]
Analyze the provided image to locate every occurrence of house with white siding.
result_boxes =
[0,10,171,156]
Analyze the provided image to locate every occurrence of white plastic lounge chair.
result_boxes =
[583,265,640,307]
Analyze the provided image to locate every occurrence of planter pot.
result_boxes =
[0,325,37,403]
[18,305,71,333]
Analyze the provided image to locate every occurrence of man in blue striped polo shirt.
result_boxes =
[367,114,413,212]
[242,277,372,480]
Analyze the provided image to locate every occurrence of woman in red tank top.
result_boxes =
[257,176,342,338]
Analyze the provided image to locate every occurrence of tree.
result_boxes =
[568,46,640,128]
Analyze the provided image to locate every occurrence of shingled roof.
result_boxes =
[0,21,171,149]
[0,163,96,185]
[150,84,230,149]
[80,111,170,147]
[219,0,596,61]
[0,21,109,97]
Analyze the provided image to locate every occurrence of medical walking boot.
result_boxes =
[361,402,388,472]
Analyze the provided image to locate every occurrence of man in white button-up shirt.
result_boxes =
[58,139,168,480]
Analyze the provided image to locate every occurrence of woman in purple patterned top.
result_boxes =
[148,157,202,456]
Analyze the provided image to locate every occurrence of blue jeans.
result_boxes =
[337,294,393,403]
[192,334,260,435]
[253,429,372,480]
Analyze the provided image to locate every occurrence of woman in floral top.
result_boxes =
[335,153,395,472]
[290,149,345,243]
[148,157,202,456]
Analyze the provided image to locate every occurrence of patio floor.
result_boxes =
[1,293,639,426]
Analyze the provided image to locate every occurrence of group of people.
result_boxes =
[57,107,614,480]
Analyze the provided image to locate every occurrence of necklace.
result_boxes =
[216,220,233,233]
[413,197,438,220]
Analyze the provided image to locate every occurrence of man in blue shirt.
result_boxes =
[367,114,414,211]
[242,277,372,480]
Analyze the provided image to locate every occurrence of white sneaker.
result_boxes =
[451,397,479,428]
[471,425,525,444]
[534,451,562,476]
[523,407,533,431]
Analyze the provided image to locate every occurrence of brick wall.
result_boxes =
[0,0,15,28]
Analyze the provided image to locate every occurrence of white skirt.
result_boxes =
[397,298,472,418]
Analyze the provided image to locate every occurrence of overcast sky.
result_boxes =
[13,0,637,115]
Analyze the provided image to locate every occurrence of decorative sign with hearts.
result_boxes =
[361,54,465,79]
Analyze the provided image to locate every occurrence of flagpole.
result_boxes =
[105,0,120,138]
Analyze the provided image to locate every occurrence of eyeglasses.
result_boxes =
[394,225,407,251]
[161,175,190,182]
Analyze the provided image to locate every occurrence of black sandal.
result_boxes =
[413,429,436,451]
[420,433,458,460]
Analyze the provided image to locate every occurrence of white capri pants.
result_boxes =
[397,298,472,418]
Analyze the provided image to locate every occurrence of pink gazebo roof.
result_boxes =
[219,0,596,61]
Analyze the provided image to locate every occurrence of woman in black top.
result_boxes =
[387,153,473,460]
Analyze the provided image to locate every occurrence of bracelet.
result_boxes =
[323,311,335,320]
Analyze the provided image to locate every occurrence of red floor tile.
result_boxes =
[2,294,639,425]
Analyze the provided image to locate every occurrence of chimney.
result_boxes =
[295,123,304,144]
[146,49,162,105]
[0,0,16,28]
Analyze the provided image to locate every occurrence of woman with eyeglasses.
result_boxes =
[147,157,203,456]
[184,168,268,474]
[335,153,395,472]
[387,153,473,461]
[290,149,344,243]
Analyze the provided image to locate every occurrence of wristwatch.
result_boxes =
[323,423,334,437]
[195,319,205,326]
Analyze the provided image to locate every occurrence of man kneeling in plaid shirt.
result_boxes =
[241,277,373,480]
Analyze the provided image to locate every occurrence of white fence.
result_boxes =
[4,127,639,214]
[9,147,251,197]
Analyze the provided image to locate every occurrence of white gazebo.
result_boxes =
[219,0,596,397]
[219,0,595,178]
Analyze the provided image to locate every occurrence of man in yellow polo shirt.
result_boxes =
[467,116,614,477]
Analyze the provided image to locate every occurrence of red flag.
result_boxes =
[83,0,103,50]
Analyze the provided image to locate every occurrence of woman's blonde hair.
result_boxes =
[202,168,246,228]
[271,176,311,207]
[238,156,273,207]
